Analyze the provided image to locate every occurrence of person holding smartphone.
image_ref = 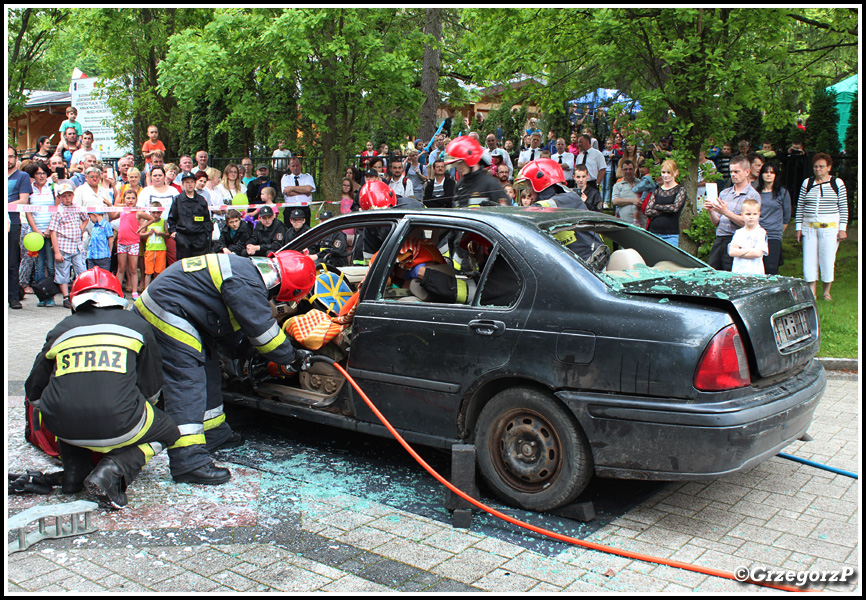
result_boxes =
[48,155,73,187]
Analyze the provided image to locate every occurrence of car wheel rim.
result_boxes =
[490,409,562,491]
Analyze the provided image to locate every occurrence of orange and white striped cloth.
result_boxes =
[283,310,346,350]
[283,289,358,350]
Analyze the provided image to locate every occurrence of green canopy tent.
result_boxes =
[826,74,858,150]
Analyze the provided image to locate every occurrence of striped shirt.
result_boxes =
[795,178,847,232]
[29,182,56,231]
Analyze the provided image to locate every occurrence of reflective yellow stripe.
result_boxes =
[181,256,207,272]
[204,413,226,431]
[553,230,577,246]
[228,308,241,331]
[134,297,202,353]
[46,334,142,360]
[80,403,155,453]
[537,200,557,208]
[139,442,156,464]
[257,328,287,354]
[207,254,242,330]
[455,279,469,304]
[207,254,224,290]
[170,434,207,449]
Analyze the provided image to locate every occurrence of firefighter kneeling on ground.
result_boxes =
[25,267,180,510]
[133,251,316,486]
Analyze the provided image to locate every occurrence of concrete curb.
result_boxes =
[817,357,858,373]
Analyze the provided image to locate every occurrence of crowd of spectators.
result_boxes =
[8,119,324,309]
[7,106,848,310]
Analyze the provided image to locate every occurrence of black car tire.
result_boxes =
[474,387,593,512]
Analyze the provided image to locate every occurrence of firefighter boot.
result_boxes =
[59,443,95,494]
[61,463,93,495]
[173,463,231,485]
[84,458,128,510]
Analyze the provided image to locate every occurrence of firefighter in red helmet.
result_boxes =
[358,180,397,211]
[25,267,181,509]
[133,252,316,485]
[514,158,606,262]
[445,135,510,207]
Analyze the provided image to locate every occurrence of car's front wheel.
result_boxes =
[474,387,593,512]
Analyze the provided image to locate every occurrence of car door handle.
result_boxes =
[469,320,506,337]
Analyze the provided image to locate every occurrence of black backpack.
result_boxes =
[804,177,839,196]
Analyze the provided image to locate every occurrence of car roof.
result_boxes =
[326,206,624,231]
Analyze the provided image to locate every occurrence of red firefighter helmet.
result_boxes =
[252,251,316,303]
[271,251,316,303]
[69,267,126,310]
[359,180,397,211]
[514,158,567,193]
[445,135,484,167]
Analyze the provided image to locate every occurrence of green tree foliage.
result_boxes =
[7,9,70,119]
[477,102,517,143]
[71,8,214,158]
[460,8,856,255]
[185,110,209,159]
[207,96,229,160]
[543,102,573,144]
[806,85,840,156]
[159,8,424,201]
[682,209,717,261]
[732,107,763,150]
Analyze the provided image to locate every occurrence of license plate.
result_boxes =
[773,309,811,350]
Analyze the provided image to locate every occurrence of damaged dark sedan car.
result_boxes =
[221,208,826,512]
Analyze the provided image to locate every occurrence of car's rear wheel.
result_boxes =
[474,387,593,512]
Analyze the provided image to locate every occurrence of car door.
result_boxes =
[348,218,536,440]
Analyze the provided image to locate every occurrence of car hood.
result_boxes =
[607,268,820,378]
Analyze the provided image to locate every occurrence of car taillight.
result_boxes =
[694,324,751,391]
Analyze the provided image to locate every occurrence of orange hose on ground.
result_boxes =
[332,362,812,593]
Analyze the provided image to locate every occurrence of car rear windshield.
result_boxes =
[542,219,709,288]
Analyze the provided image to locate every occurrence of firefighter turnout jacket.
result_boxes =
[167,191,212,238]
[453,168,510,207]
[535,187,605,260]
[315,229,349,267]
[248,218,288,256]
[134,253,297,365]
[25,306,164,450]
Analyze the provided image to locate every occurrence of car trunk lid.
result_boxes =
[611,269,820,378]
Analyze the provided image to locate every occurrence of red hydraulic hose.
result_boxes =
[331,362,813,593]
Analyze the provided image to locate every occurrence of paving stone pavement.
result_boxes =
[5,301,861,593]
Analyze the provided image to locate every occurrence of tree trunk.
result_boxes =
[418,8,442,143]
[678,142,702,255]
[320,131,342,210]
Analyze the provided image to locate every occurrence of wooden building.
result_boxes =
[437,78,543,127]
[9,90,72,155]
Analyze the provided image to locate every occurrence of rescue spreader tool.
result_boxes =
[8,500,98,554]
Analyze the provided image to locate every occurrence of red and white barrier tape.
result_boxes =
[7,201,313,214]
